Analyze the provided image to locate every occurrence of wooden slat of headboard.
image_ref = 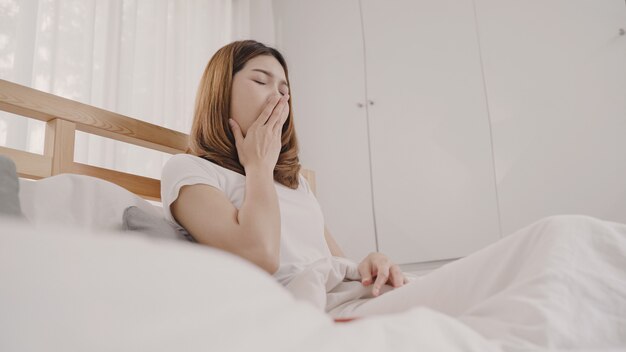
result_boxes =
[71,162,161,200]
[0,146,51,179]
[0,79,188,154]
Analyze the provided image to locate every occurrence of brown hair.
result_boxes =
[187,40,301,189]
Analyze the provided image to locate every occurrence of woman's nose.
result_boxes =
[268,93,282,102]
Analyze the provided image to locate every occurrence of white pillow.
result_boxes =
[18,174,162,231]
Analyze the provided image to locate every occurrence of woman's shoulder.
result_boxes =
[161,153,222,180]
[162,153,245,183]
[160,154,233,200]
[165,153,205,164]
[163,153,219,171]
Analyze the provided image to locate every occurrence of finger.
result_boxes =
[358,260,372,286]
[255,95,282,126]
[389,265,404,288]
[228,119,243,147]
[272,97,290,135]
[372,264,390,297]
[266,94,289,128]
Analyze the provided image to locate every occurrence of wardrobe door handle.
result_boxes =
[368,100,375,106]
[620,28,625,36]
[357,102,364,108]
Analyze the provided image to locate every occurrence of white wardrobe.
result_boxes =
[272,0,626,265]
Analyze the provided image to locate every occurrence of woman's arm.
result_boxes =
[171,95,290,275]
[324,225,346,258]
[171,167,281,274]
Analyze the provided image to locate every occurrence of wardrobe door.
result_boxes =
[273,0,377,261]
[360,0,501,264]
[474,0,626,235]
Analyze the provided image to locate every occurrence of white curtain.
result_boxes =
[0,0,275,179]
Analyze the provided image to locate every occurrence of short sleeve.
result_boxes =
[160,154,222,225]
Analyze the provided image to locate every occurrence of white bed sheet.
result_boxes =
[0,218,497,352]
[2,214,626,351]
[325,214,626,351]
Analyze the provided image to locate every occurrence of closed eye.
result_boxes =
[253,79,288,96]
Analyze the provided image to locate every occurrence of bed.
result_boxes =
[1,78,625,351]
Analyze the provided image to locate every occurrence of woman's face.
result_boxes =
[230,55,290,136]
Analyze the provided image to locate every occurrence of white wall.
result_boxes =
[267,0,626,266]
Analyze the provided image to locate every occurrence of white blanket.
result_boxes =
[273,214,626,350]
[1,214,625,351]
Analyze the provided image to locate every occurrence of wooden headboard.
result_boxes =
[0,79,316,201]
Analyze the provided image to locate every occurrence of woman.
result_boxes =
[160,40,405,300]
[160,41,626,349]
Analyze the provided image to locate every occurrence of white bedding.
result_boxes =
[0,218,495,352]
[18,175,162,231]
[2,214,626,351]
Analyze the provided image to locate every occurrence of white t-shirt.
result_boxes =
[160,153,332,285]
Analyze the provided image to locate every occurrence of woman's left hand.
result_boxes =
[358,252,408,297]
